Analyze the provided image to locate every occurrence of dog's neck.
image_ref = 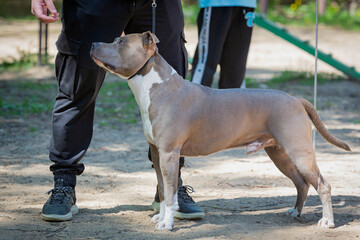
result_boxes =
[130,52,177,82]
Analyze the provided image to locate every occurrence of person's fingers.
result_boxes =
[40,16,58,24]
[44,0,58,15]
[43,0,59,21]
[31,0,59,23]
[31,0,44,17]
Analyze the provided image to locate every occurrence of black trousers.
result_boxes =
[49,0,187,176]
[191,7,254,89]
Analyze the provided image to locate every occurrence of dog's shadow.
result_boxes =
[80,195,359,231]
[193,195,360,227]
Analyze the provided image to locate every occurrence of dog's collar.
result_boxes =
[128,55,154,80]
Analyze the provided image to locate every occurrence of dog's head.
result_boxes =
[90,31,159,78]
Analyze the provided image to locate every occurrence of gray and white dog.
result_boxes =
[90,31,351,230]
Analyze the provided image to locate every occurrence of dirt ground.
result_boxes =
[0,20,360,239]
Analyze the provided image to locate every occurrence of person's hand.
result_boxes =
[31,0,59,24]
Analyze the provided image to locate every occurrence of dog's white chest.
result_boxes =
[128,68,163,144]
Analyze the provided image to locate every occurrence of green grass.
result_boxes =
[244,71,343,89]
[0,1,62,20]
[0,49,43,73]
[0,69,344,124]
[0,48,55,73]
[264,1,360,31]
[265,71,343,87]
[0,79,140,126]
[0,81,56,116]
[183,1,360,30]
[95,80,139,125]
[183,4,200,25]
[245,77,260,88]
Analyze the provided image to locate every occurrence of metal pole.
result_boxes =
[313,0,319,149]
[45,23,49,61]
[38,20,43,66]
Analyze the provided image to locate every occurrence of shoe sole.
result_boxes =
[151,201,204,220]
[42,205,78,222]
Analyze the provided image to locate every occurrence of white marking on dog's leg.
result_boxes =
[151,201,165,223]
[318,217,335,228]
[174,190,179,211]
[316,176,335,228]
[155,193,177,231]
[246,141,262,154]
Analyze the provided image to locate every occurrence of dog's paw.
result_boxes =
[151,213,162,223]
[318,217,335,228]
[155,220,173,231]
[286,208,300,218]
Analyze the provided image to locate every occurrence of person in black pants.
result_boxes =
[31,0,204,221]
[191,6,255,89]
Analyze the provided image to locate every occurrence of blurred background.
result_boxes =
[1,0,360,80]
[0,0,360,126]
[1,0,360,125]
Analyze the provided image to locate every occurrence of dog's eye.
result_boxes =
[118,39,123,45]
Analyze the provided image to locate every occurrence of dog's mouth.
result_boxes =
[103,63,115,71]
[92,56,115,71]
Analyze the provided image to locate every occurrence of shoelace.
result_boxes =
[178,185,195,203]
[46,186,73,204]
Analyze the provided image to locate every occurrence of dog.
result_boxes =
[90,31,351,230]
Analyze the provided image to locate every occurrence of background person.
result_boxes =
[191,0,257,89]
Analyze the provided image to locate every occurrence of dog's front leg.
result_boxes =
[155,149,180,231]
[149,144,166,224]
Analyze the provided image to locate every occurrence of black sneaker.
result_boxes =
[152,185,204,220]
[42,179,78,221]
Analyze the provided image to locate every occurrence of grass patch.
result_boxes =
[183,1,360,30]
[0,78,139,126]
[245,77,260,88]
[0,80,57,116]
[183,3,200,25]
[266,71,343,87]
[96,80,139,125]
[265,1,360,31]
[0,49,54,73]
[0,49,48,73]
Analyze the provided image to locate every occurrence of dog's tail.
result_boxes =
[298,97,351,151]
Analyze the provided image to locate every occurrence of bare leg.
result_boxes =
[284,146,334,228]
[265,146,310,217]
[270,112,334,228]
[149,144,166,224]
[155,149,180,230]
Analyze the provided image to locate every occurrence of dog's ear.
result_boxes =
[142,31,160,48]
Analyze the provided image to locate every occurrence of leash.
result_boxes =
[152,0,157,34]
[313,0,319,149]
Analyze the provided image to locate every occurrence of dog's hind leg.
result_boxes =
[279,140,334,228]
[149,144,166,225]
[265,146,310,218]
[155,149,180,230]
[270,109,334,228]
